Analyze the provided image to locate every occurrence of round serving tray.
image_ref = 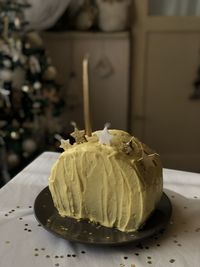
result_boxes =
[34,186,172,246]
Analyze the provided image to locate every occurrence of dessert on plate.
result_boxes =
[48,124,163,232]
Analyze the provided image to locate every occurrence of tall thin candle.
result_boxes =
[83,54,92,137]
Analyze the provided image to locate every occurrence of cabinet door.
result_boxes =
[144,32,200,171]
[43,33,130,132]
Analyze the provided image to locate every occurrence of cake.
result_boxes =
[48,126,163,232]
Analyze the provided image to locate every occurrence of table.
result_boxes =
[0,152,200,267]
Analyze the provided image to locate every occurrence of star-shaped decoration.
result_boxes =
[122,137,135,155]
[71,130,87,144]
[96,123,113,145]
[59,139,71,151]
[137,152,159,170]
[70,122,87,144]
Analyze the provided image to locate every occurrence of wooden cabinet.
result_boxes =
[42,31,130,132]
[131,0,200,171]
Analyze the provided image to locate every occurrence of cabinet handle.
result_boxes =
[190,66,200,100]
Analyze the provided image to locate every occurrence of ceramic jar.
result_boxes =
[96,0,131,32]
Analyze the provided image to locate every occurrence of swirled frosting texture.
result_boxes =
[49,130,163,232]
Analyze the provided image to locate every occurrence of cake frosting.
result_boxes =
[48,129,163,232]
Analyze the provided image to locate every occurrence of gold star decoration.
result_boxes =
[70,121,87,144]
[122,137,135,155]
[59,139,71,151]
[122,136,143,157]
[136,152,159,170]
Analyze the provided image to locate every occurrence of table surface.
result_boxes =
[0,152,200,267]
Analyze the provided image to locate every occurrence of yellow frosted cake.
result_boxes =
[49,127,163,232]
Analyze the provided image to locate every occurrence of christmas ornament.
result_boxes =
[7,152,20,169]
[0,69,13,82]
[22,138,37,154]
[43,66,57,81]
[29,55,41,74]
[0,88,11,107]
[10,131,20,140]
[25,31,44,48]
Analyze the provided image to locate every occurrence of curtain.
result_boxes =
[24,0,71,30]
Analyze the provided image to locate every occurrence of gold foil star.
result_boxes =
[59,139,71,151]
[122,137,135,155]
[70,121,87,144]
[137,152,159,170]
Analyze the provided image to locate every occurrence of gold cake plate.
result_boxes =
[34,186,172,246]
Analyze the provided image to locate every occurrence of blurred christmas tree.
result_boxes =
[0,0,65,184]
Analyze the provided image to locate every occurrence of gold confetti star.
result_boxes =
[71,129,87,144]
[137,152,159,170]
[70,121,87,144]
[122,137,135,154]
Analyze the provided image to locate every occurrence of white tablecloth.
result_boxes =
[0,152,200,267]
